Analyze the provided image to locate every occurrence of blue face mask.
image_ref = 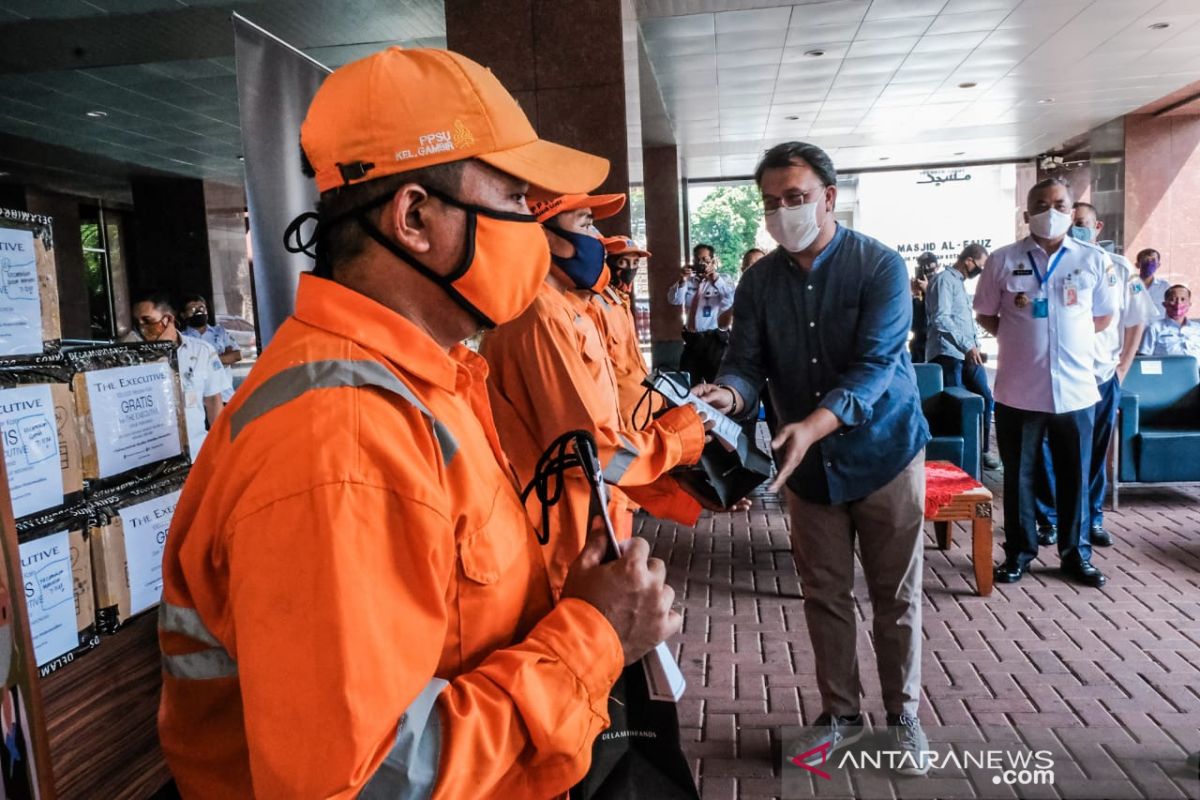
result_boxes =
[546,226,607,290]
[1069,224,1095,242]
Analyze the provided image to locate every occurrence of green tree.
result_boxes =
[688,184,763,278]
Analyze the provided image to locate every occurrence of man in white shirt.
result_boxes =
[1139,285,1200,355]
[181,293,242,401]
[1035,203,1155,550]
[1135,248,1171,311]
[667,243,736,385]
[132,293,231,460]
[974,179,1116,588]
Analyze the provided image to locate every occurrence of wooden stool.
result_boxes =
[925,461,995,596]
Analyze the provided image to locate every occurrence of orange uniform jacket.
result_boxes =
[586,286,663,431]
[480,282,704,593]
[158,274,623,799]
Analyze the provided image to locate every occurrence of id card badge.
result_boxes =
[702,305,713,318]
[1032,297,1049,318]
[1063,276,1079,307]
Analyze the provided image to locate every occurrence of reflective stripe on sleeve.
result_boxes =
[601,434,641,483]
[359,677,448,800]
[159,602,238,680]
[229,359,458,465]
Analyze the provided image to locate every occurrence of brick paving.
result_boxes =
[636,450,1200,800]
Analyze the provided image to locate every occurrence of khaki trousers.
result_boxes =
[785,452,925,717]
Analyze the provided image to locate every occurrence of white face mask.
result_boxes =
[1028,208,1072,240]
[764,201,822,253]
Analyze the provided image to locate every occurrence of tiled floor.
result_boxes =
[637,468,1200,800]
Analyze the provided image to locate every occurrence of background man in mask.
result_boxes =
[158,47,681,799]
[668,243,736,385]
[1140,284,1199,355]
[181,293,241,401]
[1035,202,1153,550]
[695,141,932,775]
[481,191,708,595]
[132,291,228,457]
[975,178,1115,589]
[1136,248,1170,310]
[909,251,938,363]
[598,235,656,428]
[925,243,999,471]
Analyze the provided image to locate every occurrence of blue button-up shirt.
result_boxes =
[717,225,930,504]
[924,266,978,361]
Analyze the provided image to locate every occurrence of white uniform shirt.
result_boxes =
[1144,276,1171,313]
[667,274,736,332]
[182,323,237,401]
[1092,250,1156,383]
[1139,317,1200,356]
[973,235,1117,414]
[176,334,231,458]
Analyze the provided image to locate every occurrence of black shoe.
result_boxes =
[1037,524,1057,547]
[982,453,1001,471]
[1090,526,1113,547]
[1062,559,1107,588]
[994,560,1026,583]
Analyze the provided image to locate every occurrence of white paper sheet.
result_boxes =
[651,372,743,448]
[0,226,42,355]
[120,488,181,615]
[86,362,182,478]
[0,384,65,518]
[1140,360,1163,375]
[19,530,77,666]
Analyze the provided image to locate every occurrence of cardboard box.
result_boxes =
[0,354,84,519]
[90,477,184,633]
[66,342,190,489]
[0,207,62,355]
[15,505,99,674]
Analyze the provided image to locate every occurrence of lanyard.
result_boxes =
[1027,247,1066,289]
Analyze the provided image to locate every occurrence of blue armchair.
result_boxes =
[1118,355,1200,484]
[913,363,985,480]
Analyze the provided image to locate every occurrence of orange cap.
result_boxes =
[527,191,626,224]
[602,235,651,258]
[301,47,609,194]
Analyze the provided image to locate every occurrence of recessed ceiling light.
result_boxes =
[957,82,977,89]
[1149,21,1170,30]
[953,151,966,156]
[85,110,108,119]
[1036,97,1055,104]
[803,49,825,57]
[879,156,890,161]
[237,155,245,162]
[785,114,800,120]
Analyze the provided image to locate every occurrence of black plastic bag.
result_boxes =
[570,663,699,800]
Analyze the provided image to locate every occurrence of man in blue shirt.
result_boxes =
[925,243,1000,470]
[696,141,931,776]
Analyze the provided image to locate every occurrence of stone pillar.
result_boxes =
[24,189,91,340]
[203,180,254,323]
[444,0,632,236]
[1124,112,1200,291]
[129,175,214,308]
[643,144,684,370]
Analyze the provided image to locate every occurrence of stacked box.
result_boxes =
[0,207,62,356]
[15,504,98,675]
[89,476,185,633]
[65,342,190,492]
[0,353,84,520]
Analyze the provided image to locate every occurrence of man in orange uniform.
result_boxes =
[158,47,682,799]
[481,192,707,594]
[595,234,658,429]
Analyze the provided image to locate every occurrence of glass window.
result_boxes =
[80,206,117,340]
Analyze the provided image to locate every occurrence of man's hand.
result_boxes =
[768,421,818,493]
[692,382,740,415]
[966,347,984,366]
[561,524,682,665]
[680,266,695,281]
[1116,362,1130,383]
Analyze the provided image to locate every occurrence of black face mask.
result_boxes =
[617,268,637,287]
[185,312,208,328]
[966,263,983,279]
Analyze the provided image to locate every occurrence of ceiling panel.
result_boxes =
[641,0,1200,175]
